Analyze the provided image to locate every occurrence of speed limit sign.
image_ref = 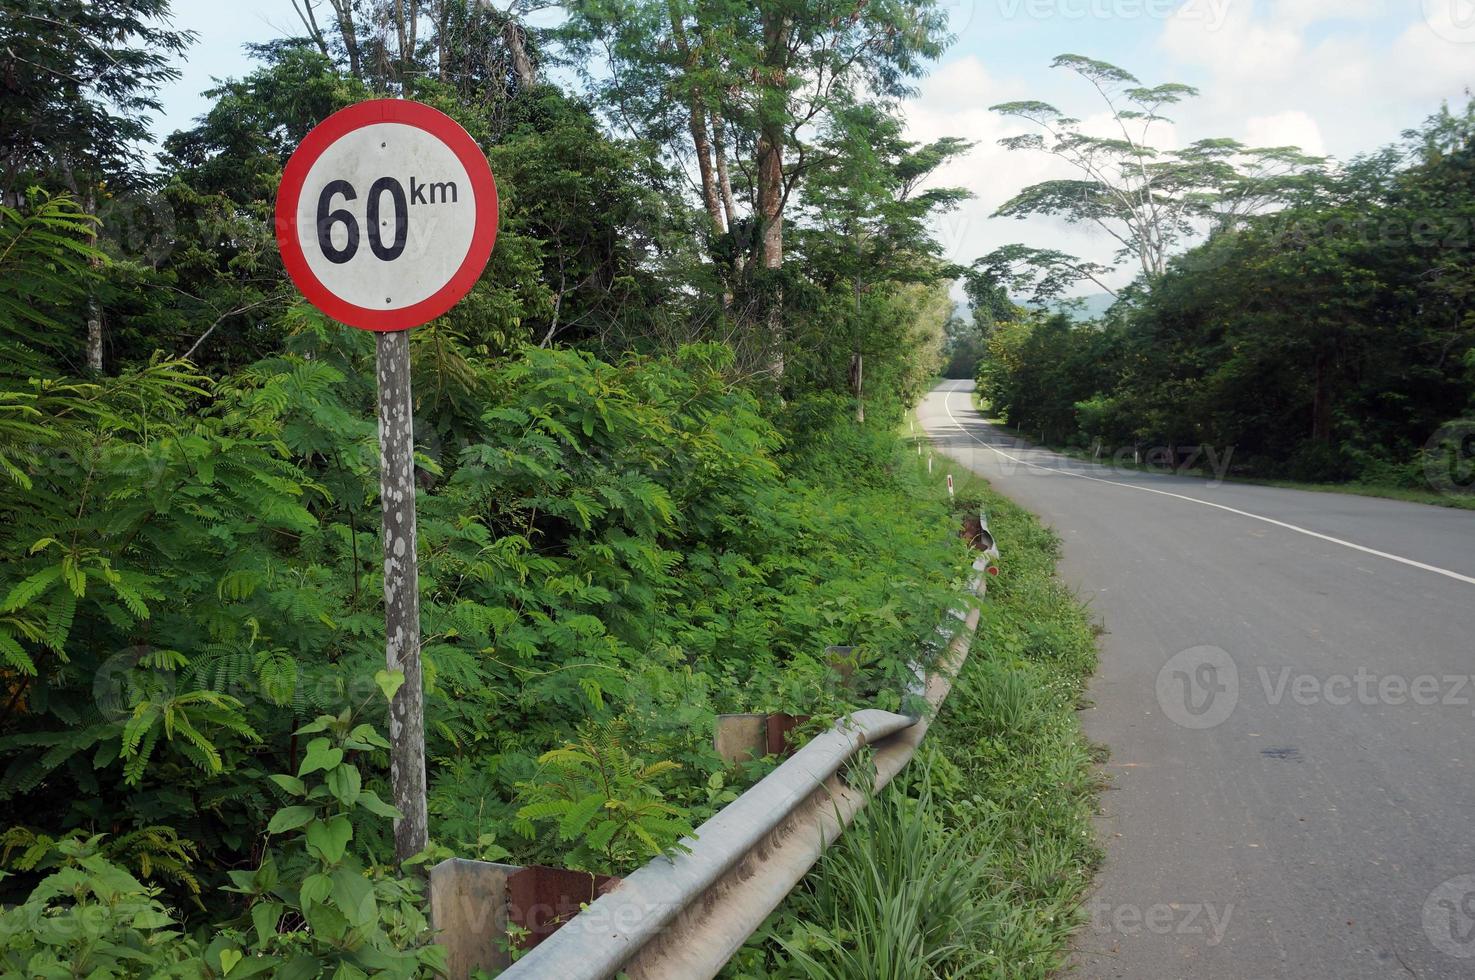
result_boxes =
[274,99,500,862]
[275,99,498,331]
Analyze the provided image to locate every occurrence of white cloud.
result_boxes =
[1158,0,1471,157]
[1390,18,1475,100]
[1269,0,1382,30]
[1244,110,1326,154]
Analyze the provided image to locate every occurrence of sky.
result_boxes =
[905,0,1475,294]
[153,0,1475,297]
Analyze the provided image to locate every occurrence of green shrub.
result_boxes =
[0,837,205,978]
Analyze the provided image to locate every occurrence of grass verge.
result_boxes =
[723,448,1103,979]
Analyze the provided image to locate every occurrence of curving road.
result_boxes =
[921,380,1475,980]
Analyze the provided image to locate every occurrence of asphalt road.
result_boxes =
[920,380,1475,980]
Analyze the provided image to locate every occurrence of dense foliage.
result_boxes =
[0,0,976,972]
[969,97,1475,485]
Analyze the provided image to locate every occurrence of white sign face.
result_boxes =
[296,123,476,310]
[277,100,498,331]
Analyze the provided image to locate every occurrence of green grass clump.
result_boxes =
[761,775,996,980]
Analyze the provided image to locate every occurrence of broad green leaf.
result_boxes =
[356,790,402,820]
[346,723,390,750]
[299,871,333,906]
[305,899,348,942]
[294,716,333,736]
[131,908,175,929]
[374,668,405,702]
[298,737,343,777]
[330,866,377,928]
[251,901,283,946]
[305,814,353,864]
[275,956,323,980]
[267,806,315,834]
[269,774,307,797]
[325,763,361,806]
[254,853,279,892]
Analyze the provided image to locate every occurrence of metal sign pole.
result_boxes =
[375,328,428,861]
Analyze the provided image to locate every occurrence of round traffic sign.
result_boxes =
[275,99,498,331]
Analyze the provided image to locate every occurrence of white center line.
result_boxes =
[940,388,1475,588]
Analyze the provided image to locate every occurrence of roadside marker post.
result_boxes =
[947,473,954,498]
[276,99,498,862]
[928,453,933,474]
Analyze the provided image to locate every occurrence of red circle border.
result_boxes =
[275,99,498,332]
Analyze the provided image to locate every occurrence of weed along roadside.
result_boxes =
[439,438,1105,978]
[723,463,1104,979]
[417,424,998,976]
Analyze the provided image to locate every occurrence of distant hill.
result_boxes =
[1060,293,1115,322]
[952,292,1116,326]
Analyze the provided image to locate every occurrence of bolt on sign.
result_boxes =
[276,99,498,862]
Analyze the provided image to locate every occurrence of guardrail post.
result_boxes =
[429,858,521,978]
[714,713,768,765]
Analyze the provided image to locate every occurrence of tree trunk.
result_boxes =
[1311,351,1333,443]
[393,0,409,81]
[82,188,103,373]
[86,302,103,373]
[504,19,535,91]
[711,108,741,306]
[687,103,724,233]
[756,124,783,270]
[406,0,418,70]
[850,275,863,421]
[756,9,790,381]
[292,0,331,58]
[435,0,448,79]
[328,0,361,78]
[668,3,723,235]
[712,110,738,234]
[756,119,784,379]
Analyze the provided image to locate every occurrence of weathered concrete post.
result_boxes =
[429,858,520,977]
[376,328,428,862]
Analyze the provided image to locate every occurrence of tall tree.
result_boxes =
[0,0,193,372]
[290,0,550,95]
[982,54,1323,304]
[797,103,970,417]
[565,0,951,379]
[975,95,1475,479]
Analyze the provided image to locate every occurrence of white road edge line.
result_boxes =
[941,388,1475,588]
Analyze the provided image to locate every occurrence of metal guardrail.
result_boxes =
[432,542,996,979]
